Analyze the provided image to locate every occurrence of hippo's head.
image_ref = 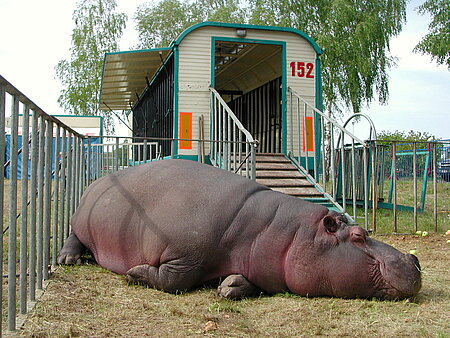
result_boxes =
[286,213,421,300]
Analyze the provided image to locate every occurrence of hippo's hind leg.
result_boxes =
[57,233,86,265]
[217,274,261,299]
[126,260,203,293]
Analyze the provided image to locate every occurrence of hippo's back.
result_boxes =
[71,159,270,274]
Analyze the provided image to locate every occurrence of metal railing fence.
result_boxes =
[84,135,258,181]
[1,75,85,333]
[287,87,374,229]
[210,87,258,179]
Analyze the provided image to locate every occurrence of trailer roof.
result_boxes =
[99,48,172,111]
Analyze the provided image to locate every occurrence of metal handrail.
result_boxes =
[287,87,372,229]
[209,87,257,179]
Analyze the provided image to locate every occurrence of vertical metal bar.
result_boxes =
[87,137,91,185]
[227,116,231,171]
[413,142,417,233]
[238,132,242,175]
[0,84,6,335]
[433,143,437,232]
[7,94,19,331]
[73,138,79,207]
[29,111,38,300]
[304,103,309,174]
[52,125,60,266]
[80,138,85,196]
[363,145,369,231]
[321,117,326,191]
[340,131,346,213]
[289,91,293,155]
[36,116,46,289]
[392,143,397,233]
[233,125,237,171]
[143,139,148,164]
[20,104,30,314]
[171,139,174,159]
[371,141,377,233]
[251,143,256,180]
[43,120,53,280]
[351,139,357,223]
[59,130,67,248]
[296,98,301,163]
[115,137,120,171]
[245,142,249,178]
[218,104,222,165]
[65,134,73,241]
[330,125,336,200]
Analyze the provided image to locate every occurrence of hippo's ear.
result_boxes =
[323,215,338,233]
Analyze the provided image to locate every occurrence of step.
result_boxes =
[255,162,298,170]
[271,187,324,197]
[256,178,312,187]
[255,155,290,163]
[256,170,306,179]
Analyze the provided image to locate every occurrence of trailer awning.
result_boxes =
[99,48,172,111]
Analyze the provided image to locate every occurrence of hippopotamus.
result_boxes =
[58,159,421,300]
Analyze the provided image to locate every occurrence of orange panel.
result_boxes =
[179,112,192,149]
[302,116,314,152]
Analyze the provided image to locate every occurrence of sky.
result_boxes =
[0,0,448,139]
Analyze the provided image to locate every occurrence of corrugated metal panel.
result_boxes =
[100,48,171,111]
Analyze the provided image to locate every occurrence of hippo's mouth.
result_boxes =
[369,253,421,300]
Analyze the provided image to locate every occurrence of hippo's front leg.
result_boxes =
[217,274,262,299]
[57,233,86,265]
[126,260,203,293]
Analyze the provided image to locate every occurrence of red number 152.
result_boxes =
[290,61,314,78]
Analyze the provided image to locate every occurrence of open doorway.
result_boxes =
[213,40,283,153]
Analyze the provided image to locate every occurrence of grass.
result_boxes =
[18,234,450,337]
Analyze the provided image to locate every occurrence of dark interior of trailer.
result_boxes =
[214,41,283,153]
[132,55,174,158]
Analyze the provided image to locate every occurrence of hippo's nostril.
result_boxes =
[408,253,421,271]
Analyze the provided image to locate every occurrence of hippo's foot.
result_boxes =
[57,233,86,265]
[126,263,201,293]
[217,274,261,300]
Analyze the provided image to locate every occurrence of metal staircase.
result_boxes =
[255,153,340,211]
[210,86,374,224]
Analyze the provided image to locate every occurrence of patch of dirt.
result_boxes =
[19,234,450,337]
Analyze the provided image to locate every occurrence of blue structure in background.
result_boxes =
[5,135,102,179]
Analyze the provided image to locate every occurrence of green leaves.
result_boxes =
[413,0,450,69]
[247,0,407,115]
[55,0,126,134]
[133,0,247,49]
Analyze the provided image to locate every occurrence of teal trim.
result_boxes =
[420,150,431,210]
[104,47,172,56]
[313,56,322,176]
[171,21,323,55]
[173,46,180,156]
[98,52,108,114]
[281,42,287,155]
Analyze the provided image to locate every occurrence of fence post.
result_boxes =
[7,94,19,331]
[20,104,30,314]
[29,111,39,300]
[43,120,53,280]
[36,116,46,290]
[52,125,61,266]
[59,131,67,248]
[0,83,5,336]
